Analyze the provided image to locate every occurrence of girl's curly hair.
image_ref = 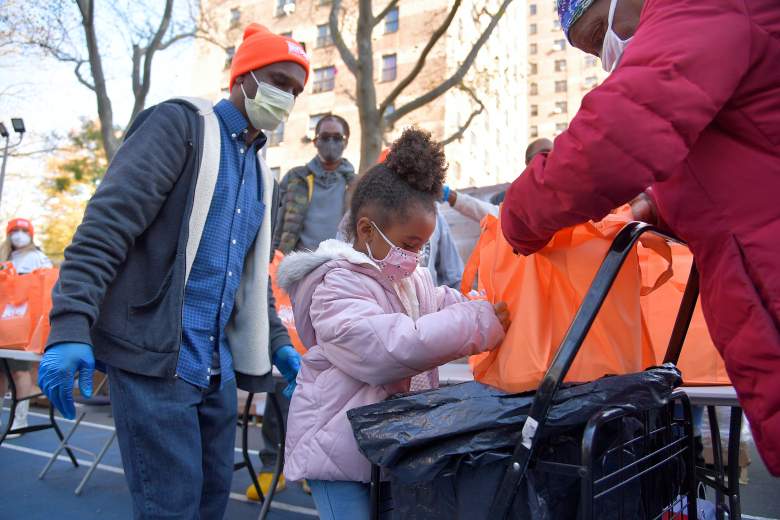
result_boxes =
[349,127,448,238]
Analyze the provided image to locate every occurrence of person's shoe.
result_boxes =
[245,472,286,501]
[301,479,311,495]
[13,400,28,430]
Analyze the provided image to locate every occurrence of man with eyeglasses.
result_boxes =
[274,114,356,254]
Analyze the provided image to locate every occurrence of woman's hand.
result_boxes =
[493,302,511,331]
[629,190,658,225]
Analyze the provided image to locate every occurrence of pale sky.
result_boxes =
[0,27,197,229]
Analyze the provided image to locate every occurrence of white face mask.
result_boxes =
[601,0,633,73]
[241,71,295,131]
[10,231,31,249]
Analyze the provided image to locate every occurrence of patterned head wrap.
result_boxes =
[556,0,597,42]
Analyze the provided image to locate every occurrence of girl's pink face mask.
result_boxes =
[366,222,421,282]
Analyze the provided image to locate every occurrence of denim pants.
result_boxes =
[107,365,237,520]
[308,480,371,520]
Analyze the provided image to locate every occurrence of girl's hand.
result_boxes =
[493,302,511,331]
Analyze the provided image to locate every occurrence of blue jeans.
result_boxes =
[309,480,370,520]
[107,366,237,520]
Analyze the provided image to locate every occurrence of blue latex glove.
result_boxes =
[38,342,95,420]
[442,185,451,203]
[273,345,301,399]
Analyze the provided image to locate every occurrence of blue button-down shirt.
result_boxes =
[177,100,266,388]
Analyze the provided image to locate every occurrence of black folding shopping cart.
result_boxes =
[363,222,701,520]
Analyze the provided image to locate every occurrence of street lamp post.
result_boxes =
[0,117,26,210]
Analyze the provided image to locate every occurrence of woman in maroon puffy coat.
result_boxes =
[502,0,780,474]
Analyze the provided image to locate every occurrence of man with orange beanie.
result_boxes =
[38,24,308,518]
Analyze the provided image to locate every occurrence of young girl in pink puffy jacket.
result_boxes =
[277,127,509,519]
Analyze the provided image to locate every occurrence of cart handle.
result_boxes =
[489,221,699,519]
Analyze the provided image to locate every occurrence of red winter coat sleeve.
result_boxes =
[502,0,751,255]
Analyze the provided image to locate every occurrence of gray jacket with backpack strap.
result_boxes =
[47,97,289,392]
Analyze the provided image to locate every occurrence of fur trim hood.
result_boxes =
[277,239,376,294]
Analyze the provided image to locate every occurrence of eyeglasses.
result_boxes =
[317,134,346,143]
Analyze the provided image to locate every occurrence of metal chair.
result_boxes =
[233,378,287,520]
[38,375,117,495]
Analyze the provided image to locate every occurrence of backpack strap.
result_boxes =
[305,173,315,203]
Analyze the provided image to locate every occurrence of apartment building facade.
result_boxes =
[525,1,608,139]
[194,0,526,188]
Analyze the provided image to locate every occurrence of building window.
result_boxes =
[269,121,284,146]
[585,55,598,68]
[313,66,336,93]
[308,113,327,137]
[554,59,567,72]
[555,101,568,114]
[316,24,333,47]
[224,46,235,69]
[530,104,538,117]
[555,80,568,93]
[530,125,538,138]
[529,62,537,75]
[555,122,568,134]
[553,39,566,51]
[529,43,537,55]
[385,7,399,33]
[230,7,241,28]
[530,82,538,96]
[552,19,561,31]
[529,23,537,35]
[275,0,295,17]
[382,54,397,82]
[529,4,537,16]
[585,75,599,88]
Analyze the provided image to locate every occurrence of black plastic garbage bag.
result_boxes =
[348,365,682,520]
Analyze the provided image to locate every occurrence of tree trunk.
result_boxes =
[355,0,381,173]
[359,111,383,173]
[77,0,119,161]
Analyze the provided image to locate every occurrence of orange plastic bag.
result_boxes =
[639,243,730,385]
[463,214,658,393]
[0,265,59,353]
[269,251,305,356]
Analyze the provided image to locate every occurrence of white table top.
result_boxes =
[681,385,739,407]
[439,362,473,384]
[438,363,739,407]
[0,349,42,362]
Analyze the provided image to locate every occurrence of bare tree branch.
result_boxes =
[441,85,485,146]
[329,0,359,75]
[372,0,400,26]
[158,31,194,51]
[386,0,514,127]
[379,0,462,118]
[127,0,174,126]
[73,60,95,91]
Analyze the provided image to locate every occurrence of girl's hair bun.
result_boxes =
[384,127,447,194]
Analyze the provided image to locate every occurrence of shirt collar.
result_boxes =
[214,99,268,148]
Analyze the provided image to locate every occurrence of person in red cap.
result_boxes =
[37,23,309,517]
[1,218,52,274]
[0,218,53,437]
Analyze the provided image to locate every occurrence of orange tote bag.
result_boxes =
[464,214,657,393]
[639,243,730,385]
[269,251,306,356]
[0,265,59,353]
